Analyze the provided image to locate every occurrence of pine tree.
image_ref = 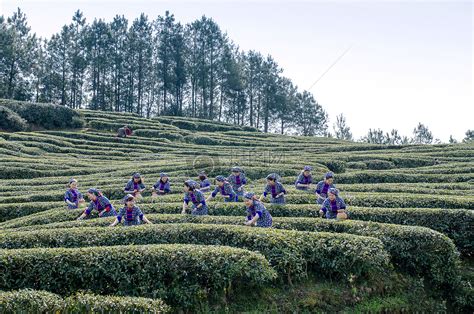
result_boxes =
[463,130,473,143]
[412,123,433,144]
[0,8,38,100]
[333,113,353,141]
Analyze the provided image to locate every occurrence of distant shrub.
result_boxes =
[154,116,258,133]
[0,99,84,130]
[365,159,395,170]
[389,157,437,168]
[184,135,221,145]
[321,160,346,173]
[134,129,184,142]
[0,106,28,131]
[242,125,259,132]
[347,161,367,170]
[171,120,197,130]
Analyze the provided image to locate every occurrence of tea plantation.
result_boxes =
[0,100,472,312]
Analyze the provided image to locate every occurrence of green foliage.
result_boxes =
[155,116,253,132]
[0,289,171,313]
[64,292,170,313]
[0,100,472,311]
[133,129,185,141]
[412,122,433,144]
[333,113,353,141]
[319,160,346,173]
[0,99,84,129]
[463,130,474,143]
[347,161,367,170]
[0,244,275,308]
[348,207,473,256]
[168,119,197,130]
[0,289,64,313]
[0,9,37,101]
[0,106,28,131]
[283,192,473,209]
[184,134,221,145]
[0,224,390,282]
[14,214,460,289]
[337,171,474,184]
[1,202,472,255]
[364,159,395,170]
[0,202,62,223]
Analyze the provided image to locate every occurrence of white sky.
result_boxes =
[1,0,472,141]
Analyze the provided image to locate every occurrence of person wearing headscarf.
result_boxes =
[110,194,152,226]
[227,166,247,201]
[295,166,313,191]
[182,180,208,215]
[197,171,211,192]
[117,125,132,138]
[261,173,287,204]
[320,188,347,219]
[77,188,117,220]
[124,173,146,199]
[207,176,237,202]
[152,172,171,196]
[244,192,272,228]
[315,171,336,204]
[64,178,85,209]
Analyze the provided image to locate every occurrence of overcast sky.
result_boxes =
[1,0,472,141]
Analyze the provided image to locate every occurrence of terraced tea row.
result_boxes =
[0,103,472,311]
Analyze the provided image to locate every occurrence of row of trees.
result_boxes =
[0,8,328,135]
[1,8,469,143]
[332,114,473,144]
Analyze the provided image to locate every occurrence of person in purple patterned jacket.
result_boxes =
[227,166,247,201]
[64,178,85,209]
[319,188,347,219]
[77,188,117,220]
[152,172,171,197]
[124,173,146,199]
[207,176,237,203]
[315,172,336,204]
[261,173,287,204]
[182,180,208,215]
[110,194,152,226]
[244,192,272,228]
[198,171,211,192]
[295,166,313,191]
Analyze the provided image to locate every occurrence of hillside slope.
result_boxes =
[0,101,472,312]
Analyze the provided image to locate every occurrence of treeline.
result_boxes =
[0,8,328,135]
[332,114,473,144]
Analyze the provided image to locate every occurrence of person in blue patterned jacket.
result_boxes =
[110,194,152,226]
[198,171,211,192]
[64,178,85,209]
[152,172,171,196]
[295,166,313,191]
[207,176,237,203]
[124,173,146,199]
[261,173,287,204]
[77,188,117,220]
[320,188,348,219]
[227,166,247,201]
[182,180,208,215]
[315,172,336,204]
[244,192,272,228]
